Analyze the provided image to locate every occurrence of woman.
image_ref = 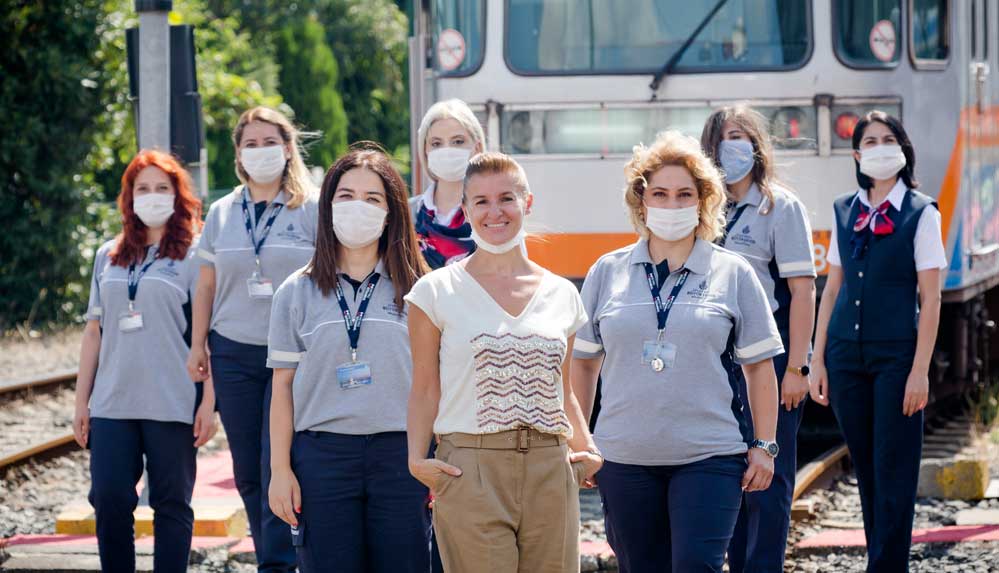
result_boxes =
[700,106,817,573]
[811,111,945,572]
[571,131,781,572]
[267,145,431,572]
[410,98,486,269]
[406,152,603,572]
[187,106,318,571]
[74,150,216,572]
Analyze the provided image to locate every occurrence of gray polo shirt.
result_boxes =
[719,183,816,313]
[85,239,200,424]
[267,261,412,434]
[573,238,783,466]
[198,187,319,346]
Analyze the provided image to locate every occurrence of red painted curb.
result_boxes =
[798,525,999,548]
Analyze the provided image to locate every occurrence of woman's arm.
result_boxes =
[187,265,216,381]
[741,358,777,492]
[810,264,843,406]
[193,376,217,447]
[569,355,603,422]
[781,276,816,410]
[563,336,603,485]
[268,367,299,526]
[903,268,941,416]
[73,320,102,448]
[406,306,461,490]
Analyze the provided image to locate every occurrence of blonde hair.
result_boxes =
[232,106,317,209]
[417,99,486,181]
[461,152,531,201]
[700,104,785,215]
[624,130,726,242]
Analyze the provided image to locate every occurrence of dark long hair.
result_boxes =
[304,143,429,308]
[852,110,919,190]
[110,150,202,267]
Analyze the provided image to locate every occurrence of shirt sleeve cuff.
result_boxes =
[573,337,604,358]
[85,307,102,320]
[734,335,784,365]
[268,349,302,365]
[777,260,817,277]
[197,248,216,263]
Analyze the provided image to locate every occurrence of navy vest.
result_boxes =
[828,189,935,342]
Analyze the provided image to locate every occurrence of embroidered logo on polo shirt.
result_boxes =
[685,278,710,300]
[728,225,756,247]
[382,302,407,319]
[157,259,180,278]
[276,222,304,243]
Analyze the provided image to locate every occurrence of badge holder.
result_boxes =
[247,258,274,299]
[118,301,144,333]
[642,330,677,373]
[337,349,372,390]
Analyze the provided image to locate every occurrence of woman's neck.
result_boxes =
[336,242,379,281]
[434,180,464,214]
[145,226,165,247]
[647,233,696,268]
[466,246,532,277]
[726,175,753,203]
[869,177,898,207]
[247,179,281,203]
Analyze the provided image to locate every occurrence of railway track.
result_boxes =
[0,370,78,469]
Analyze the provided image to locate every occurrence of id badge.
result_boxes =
[642,341,677,372]
[336,361,372,390]
[247,275,274,299]
[118,310,144,333]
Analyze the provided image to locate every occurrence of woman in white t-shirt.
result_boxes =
[405,152,603,572]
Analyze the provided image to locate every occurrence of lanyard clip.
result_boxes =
[657,329,665,342]
[351,348,357,362]
[128,300,135,313]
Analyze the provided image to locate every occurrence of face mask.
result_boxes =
[859,144,906,181]
[133,193,175,227]
[331,200,387,248]
[718,139,755,184]
[427,147,472,182]
[241,145,287,184]
[645,205,699,241]
[470,226,527,254]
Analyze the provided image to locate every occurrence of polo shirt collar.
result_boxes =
[240,185,289,206]
[629,237,711,275]
[337,259,388,282]
[737,183,763,208]
[852,179,906,211]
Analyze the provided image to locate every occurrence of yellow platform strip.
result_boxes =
[56,501,248,538]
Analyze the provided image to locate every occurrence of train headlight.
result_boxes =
[835,112,860,142]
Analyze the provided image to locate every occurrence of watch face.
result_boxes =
[800,365,811,376]
[767,443,780,457]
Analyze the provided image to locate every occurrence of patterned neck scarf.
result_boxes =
[850,200,895,260]
[414,202,475,269]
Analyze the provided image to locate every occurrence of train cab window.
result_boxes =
[431,0,485,76]
[504,0,810,75]
[911,0,950,66]
[834,0,902,68]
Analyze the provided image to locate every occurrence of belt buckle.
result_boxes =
[517,427,530,452]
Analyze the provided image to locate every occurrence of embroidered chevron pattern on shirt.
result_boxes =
[471,333,570,435]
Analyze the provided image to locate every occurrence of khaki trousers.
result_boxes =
[433,429,584,573]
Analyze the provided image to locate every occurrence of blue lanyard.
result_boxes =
[721,203,751,242]
[127,246,159,310]
[334,273,382,361]
[642,263,690,334]
[240,189,284,265]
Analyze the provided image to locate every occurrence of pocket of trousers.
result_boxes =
[570,461,586,487]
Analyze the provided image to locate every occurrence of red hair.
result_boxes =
[110,150,203,266]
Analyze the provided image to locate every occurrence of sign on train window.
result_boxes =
[911,0,949,64]
[834,0,902,67]
[505,0,810,75]
[432,0,485,76]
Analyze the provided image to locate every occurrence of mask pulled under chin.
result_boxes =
[470,227,527,254]
[644,205,699,242]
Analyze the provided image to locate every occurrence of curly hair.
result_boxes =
[623,130,726,242]
[110,150,202,267]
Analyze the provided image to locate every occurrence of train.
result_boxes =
[406,0,999,403]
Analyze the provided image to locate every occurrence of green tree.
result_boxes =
[274,16,348,170]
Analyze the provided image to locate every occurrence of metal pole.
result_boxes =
[136,1,172,151]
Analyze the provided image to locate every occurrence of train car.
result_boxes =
[407,0,999,397]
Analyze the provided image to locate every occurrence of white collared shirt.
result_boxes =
[827,179,947,271]
[422,183,463,226]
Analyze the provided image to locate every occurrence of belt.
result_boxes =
[437,427,566,452]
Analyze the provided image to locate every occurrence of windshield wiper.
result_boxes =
[649,0,730,99]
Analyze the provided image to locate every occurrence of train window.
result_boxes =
[911,0,949,64]
[834,0,902,68]
[431,0,485,76]
[504,0,810,75]
[830,102,903,149]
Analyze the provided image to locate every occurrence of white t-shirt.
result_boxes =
[405,263,588,437]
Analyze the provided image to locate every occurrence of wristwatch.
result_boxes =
[751,439,780,458]
[786,364,810,376]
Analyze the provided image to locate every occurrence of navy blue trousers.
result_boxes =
[209,331,296,572]
[89,417,197,573]
[291,431,432,573]
[827,338,922,573]
[727,334,805,573]
[598,455,746,573]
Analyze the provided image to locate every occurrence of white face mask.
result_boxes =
[331,200,387,248]
[859,144,906,181]
[470,226,527,254]
[644,205,699,241]
[133,193,175,228]
[427,147,472,182]
[241,145,287,184]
